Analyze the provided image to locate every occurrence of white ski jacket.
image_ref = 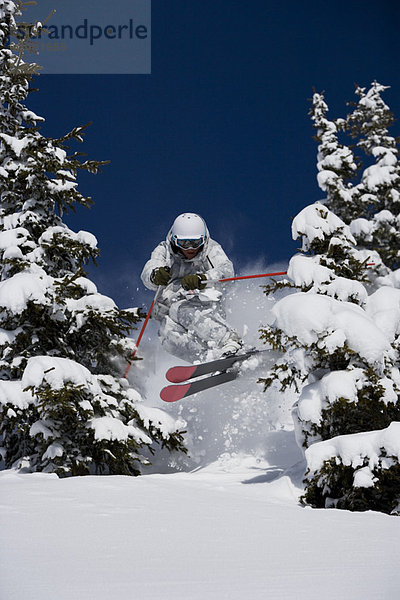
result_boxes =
[141,228,234,319]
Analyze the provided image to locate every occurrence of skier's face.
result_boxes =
[181,247,200,259]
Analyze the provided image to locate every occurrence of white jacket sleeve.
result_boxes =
[140,242,171,291]
[204,240,234,281]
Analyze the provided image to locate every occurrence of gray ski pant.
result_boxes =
[158,297,237,362]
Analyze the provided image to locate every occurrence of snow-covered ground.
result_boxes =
[2,452,399,600]
[2,276,400,599]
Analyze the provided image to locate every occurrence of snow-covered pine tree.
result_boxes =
[0,1,186,476]
[309,91,360,220]
[346,82,400,273]
[259,202,385,407]
[311,82,400,281]
[260,203,400,513]
[259,85,400,513]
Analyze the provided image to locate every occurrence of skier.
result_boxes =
[141,213,243,362]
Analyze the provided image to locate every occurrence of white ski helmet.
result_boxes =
[171,213,207,250]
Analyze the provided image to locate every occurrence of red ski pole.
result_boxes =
[123,286,162,378]
[206,263,375,285]
[205,270,287,285]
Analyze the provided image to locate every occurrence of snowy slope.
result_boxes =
[2,277,400,600]
[2,456,400,600]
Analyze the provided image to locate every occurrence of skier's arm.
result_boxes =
[141,242,171,291]
[204,241,234,282]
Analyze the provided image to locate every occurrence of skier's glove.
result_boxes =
[150,266,171,286]
[181,273,207,290]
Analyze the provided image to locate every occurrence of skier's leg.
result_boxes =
[172,298,242,355]
[158,315,206,362]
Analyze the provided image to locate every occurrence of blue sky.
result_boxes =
[27,0,400,309]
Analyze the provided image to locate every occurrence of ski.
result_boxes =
[165,349,261,384]
[160,370,238,402]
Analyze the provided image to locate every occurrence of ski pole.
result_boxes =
[123,285,162,378]
[205,262,375,285]
[204,271,287,285]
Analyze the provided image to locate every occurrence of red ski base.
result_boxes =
[160,383,191,402]
[166,365,198,383]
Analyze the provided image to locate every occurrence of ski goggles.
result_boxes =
[173,236,204,250]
